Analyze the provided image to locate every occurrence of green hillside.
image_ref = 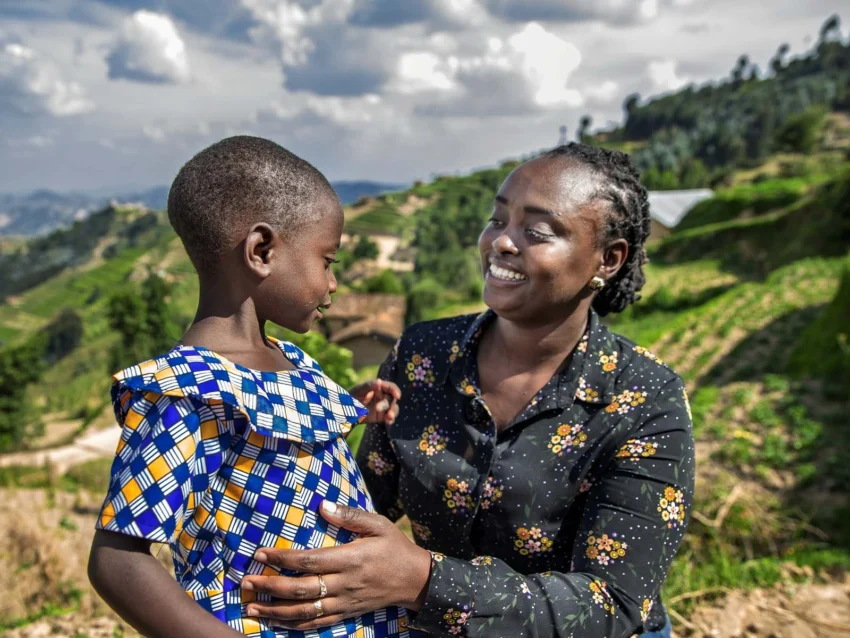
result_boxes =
[0,21,848,631]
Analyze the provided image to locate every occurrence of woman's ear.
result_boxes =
[600,238,629,280]
[244,223,276,278]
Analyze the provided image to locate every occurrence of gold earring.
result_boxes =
[589,276,606,291]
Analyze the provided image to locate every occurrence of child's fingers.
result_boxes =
[384,402,399,424]
[377,380,402,400]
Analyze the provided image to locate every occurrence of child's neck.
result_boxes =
[178,277,293,372]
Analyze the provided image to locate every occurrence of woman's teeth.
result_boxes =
[489,264,527,281]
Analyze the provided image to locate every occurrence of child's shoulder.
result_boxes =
[111,342,363,443]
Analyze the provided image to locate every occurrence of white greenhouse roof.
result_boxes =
[648,189,714,228]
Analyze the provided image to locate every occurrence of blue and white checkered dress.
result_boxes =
[97,338,409,637]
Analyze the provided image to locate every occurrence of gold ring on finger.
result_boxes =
[313,599,324,618]
[317,574,328,599]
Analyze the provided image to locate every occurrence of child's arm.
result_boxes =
[89,530,243,638]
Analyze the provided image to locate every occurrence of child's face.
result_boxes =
[257,194,343,333]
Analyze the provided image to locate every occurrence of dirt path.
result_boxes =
[682,575,850,637]
[0,425,119,474]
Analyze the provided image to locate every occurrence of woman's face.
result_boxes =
[478,156,618,324]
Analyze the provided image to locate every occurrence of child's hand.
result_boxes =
[349,379,400,425]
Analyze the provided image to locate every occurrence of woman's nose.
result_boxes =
[492,231,519,255]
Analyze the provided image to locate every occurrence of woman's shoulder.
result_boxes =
[604,325,683,389]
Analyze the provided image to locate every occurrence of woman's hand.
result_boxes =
[241,501,432,631]
[349,379,401,425]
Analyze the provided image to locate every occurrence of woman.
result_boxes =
[241,143,694,637]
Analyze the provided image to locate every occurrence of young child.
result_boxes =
[88,136,407,637]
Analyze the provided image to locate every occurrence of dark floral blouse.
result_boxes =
[355,309,695,638]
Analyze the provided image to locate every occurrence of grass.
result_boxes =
[345,202,412,236]
[662,543,850,616]
[0,458,112,493]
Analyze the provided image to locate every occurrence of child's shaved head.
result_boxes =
[167,135,338,272]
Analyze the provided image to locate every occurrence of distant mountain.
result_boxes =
[0,181,405,237]
[331,181,405,206]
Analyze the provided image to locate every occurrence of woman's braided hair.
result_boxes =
[545,143,652,316]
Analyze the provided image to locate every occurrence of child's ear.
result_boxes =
[244,223,276,278]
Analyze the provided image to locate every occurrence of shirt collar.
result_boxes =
[443,308,618,413]
[112,338,367,443]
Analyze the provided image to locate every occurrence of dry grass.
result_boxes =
[0,487,170,636]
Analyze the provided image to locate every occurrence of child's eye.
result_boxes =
[326,257,340,267]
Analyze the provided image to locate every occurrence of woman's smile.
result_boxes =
[486,260,528,285]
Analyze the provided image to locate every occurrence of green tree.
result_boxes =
[0,339,46,452]
[679,158,710,189]
[362,269,404,294]
[42,308,83,364]
[352,235,380,260]
[775,106,827,154]
[731,54,750,83]
[577,115,593,142]
[405,277,444,326]
[107,273,180,371]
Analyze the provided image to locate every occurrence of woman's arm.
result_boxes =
[88,530,242,638]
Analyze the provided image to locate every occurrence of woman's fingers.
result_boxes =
[242,572,327,599]
[252,545,351,575]
[247,596,339,623]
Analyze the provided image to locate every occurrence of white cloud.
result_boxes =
[106,10,191,84]
[0,42,95,116]
[647,58,688,92]
[407,22,583,116]
[507,23,582,107]
[142,124,167,142]
[393,51,456,94]
[585,80,619,104]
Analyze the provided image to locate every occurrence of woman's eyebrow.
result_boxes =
[494,194,558,217]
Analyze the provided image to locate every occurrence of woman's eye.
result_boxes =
[527,228,554,240]
[488,217,506,229]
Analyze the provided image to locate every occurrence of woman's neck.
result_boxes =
[487,307,589,372]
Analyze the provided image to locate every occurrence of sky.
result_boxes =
[0,0,846,193]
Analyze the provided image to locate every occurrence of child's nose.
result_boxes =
[328,268,338,293]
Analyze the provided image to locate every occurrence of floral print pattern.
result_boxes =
[514,527,554,555]
[443,478,474,514]
[411,520,432,541]
[605,387,648,415]
[442,604,473,635]
[658,486,687,529]
[406,353,436,388]
[479,476,503,510]
[599,350,619,372]
[585,533,628,566]
[641,598,653,623]
[634,345,664,365]
[357,309,695,638]
[575,376,601,403]
[418,424,449,456]
[548,423,588,456]
[590,580,616,615]
[366,451,394,476]
[616,437,658,461]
